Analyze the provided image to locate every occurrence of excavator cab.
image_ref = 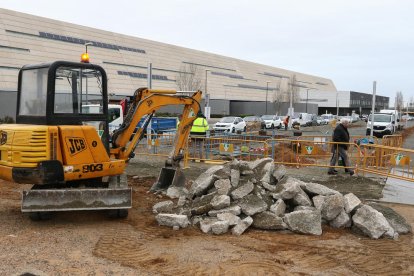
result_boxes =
[17,61,110,149]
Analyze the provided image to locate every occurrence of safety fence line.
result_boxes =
[133,133,412,181]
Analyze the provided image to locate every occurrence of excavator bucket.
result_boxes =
[151,167,186,192]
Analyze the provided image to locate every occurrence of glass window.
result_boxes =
[19,68,48,116]
[54,67,103,114]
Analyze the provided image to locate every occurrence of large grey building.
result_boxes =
[0,8,387,118]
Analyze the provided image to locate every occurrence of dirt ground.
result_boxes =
[0,156,413,275]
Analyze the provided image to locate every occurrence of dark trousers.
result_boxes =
[329,147,354,173]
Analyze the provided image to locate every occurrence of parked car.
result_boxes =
[261,115,282,129]
[316,116,323,125]
[321,114,335,125]
[243,116,265,132]
[213,116,246,133]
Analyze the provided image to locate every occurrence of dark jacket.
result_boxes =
[332,123,350,150]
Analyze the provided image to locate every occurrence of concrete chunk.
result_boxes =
[214,179,232,195]
[230,169,241,187]
[156,214,190,228]
[270,199,286,217]
[239,194,268,216]
[293,188,313,206]
[330,209,351,228]
[284,210,322,235]
[300,182,340,196]
[232,216,253,235]
[312,195,326,211]
[211,195,231,210]
[217,212,241,226]
[166,186,188,199]
[252,211,287,230]
[367,202,412,234]
[231,181,254,200]
[276,177,303,200]
[152,200,174,214]
[273,165,286,182]
[208,205,242,216]
[211,220,230,235]
[352,205,395,239]
[200,218,219,233]
[260,161,276,185]
[190,166,223,196]
[344,193,361,213]
[321,194,345,221]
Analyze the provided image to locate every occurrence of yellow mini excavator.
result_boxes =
[0,60,202,219]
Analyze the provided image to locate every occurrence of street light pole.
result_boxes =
[306,88,316,113]
[205,69,210,119]
[265,81,271,115]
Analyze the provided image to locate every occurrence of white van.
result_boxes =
[380,109,402,130]
[366,113,396,137]
[82,104,123,135]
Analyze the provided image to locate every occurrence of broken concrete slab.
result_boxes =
[232,216,253,235]
[230,169,241,188]
[367,202,412,234]
[211,195,231,210]
[252,211,287,230]
[217,212,241,226]
[344,193,361,214]
[269,199,286,217]
[239,194,268,216]
[294,206,317,212]
[155,214,190,228]
[293,188,313,207]
[211,220,230,235]
[261,181,277,192]
[190,192,217,215]
[312,195,325,211]
[300,182,340,196]
[352,205,395,239]
[152,200,174,214]
[248,157,273,172]
[321,194,345,220]
[272,165,286,182]
[284,210,322,235]
[276,177,303,200]
[330,209,351,228]
[190,166,223,196]
[259,162,276,185]
[230,181,254,200]
[200,217,219,233]
[166,186,189,199]
[214,179,232,195]
[208,205,242,217]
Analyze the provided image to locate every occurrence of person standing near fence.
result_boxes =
[283,116,290,131]
[328,118,355,176]
[190,114,209,160]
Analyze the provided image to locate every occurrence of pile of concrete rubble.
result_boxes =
[153,158,412,239]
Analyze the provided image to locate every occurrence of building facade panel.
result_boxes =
[0,8,339,118]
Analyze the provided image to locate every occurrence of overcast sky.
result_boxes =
[1,0,413,103]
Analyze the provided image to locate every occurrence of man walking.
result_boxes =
[328,118,354,176]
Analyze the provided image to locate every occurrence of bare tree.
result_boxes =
[175,64,202,91]
[289,74,300,103]
[395,91,404,111]
[272,79,282,115]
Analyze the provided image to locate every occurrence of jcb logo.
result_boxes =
[0,131,7,145]
[66,137,87,156]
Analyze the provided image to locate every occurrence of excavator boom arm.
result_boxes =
[111,89,202,162]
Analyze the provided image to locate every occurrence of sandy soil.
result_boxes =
[0,157,413,275]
